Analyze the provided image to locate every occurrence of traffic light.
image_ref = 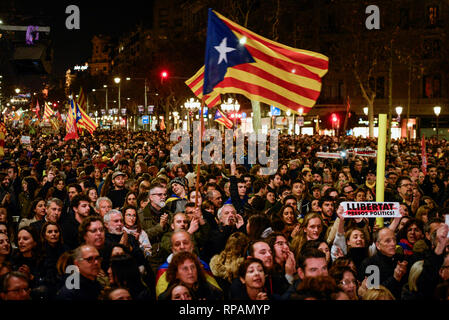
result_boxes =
[331,113,338,123]
[160,70,168,83]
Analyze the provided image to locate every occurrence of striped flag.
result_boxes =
[185,66,222,107]
[64,99,79,141]
[43,102,54,120]
[76,102,98,135]
[0,116,6,157]
[203,9,329,115]
[214,108,233,129]
[76,88,98,135]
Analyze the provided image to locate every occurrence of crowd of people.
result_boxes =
[1,125,449,301]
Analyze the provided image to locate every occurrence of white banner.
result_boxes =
[341,201,401,218]
[316,152,342,159]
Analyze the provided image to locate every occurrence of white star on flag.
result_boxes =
[214,37,235,64]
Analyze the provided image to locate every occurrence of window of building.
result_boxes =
[427,5,438,26]
[159,20,169,28]
[159,8,169,17]
[423,75,441,98]
[399,8,409,29]
[423,38,441,59]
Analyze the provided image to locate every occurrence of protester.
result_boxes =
[1,125,448,301]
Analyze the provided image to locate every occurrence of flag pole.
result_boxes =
[375,114,387,228]
[194,98,206,209]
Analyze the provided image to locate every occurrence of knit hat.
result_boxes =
[170,177,187,188]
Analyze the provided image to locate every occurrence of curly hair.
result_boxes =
[165,251,206,286]
[209,232,249,282]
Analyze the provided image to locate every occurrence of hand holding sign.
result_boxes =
[341,202,401,218]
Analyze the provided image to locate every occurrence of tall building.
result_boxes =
[90,35,112,76]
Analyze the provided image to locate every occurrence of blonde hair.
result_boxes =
[209,232,249,282]
[408,260,424,292]
[362,285,395,300]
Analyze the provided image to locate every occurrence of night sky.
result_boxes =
[15,1,155,77]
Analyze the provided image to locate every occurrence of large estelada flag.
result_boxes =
[202,9,329,115]
[76,88,98,135]
[214,108,233,129]
[185,66,222,107]
[43,102,54,121]
[64,99,79,141]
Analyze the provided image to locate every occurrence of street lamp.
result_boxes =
[114,77,121,127]
[15,88,20,94]
[363,107,368,116]
[434,105,441,141]
[221,98,240,127]
[395,106,402,120]
[184,98,201,131]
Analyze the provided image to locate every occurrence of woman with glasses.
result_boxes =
[266,232,296,285]
[122,206,152,257]
[329,265,359,300]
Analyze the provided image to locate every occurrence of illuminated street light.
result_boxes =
[434,105,441,141]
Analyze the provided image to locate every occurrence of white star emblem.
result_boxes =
[214,37,236,64]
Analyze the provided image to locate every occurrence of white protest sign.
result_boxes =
[341,202,401,218]
[20,136,31,144]
[316,152,342,159]
[347,148,377,157]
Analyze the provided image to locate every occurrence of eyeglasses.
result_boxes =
[150,193,166,197]
[274,241,289,247]
[125,213,136,218]
[128,197,136,200]
[441,265,449,270]
[87,227,104,233]
[400,183,413,188]
[79,255,103,264]
[340,279,358,286]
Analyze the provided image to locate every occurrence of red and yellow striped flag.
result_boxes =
[76,88,98,135]
[185,66,222,107]
[203,10,329,115]
[0,116,6,157]
[43,102,54,121]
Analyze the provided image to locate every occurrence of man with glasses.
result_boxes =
[0,271,31,300]
[395,176,419,216]
[56,244,103,300]
[139,183,170,271]
[342,183,355,201]
[103,209,146,272]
